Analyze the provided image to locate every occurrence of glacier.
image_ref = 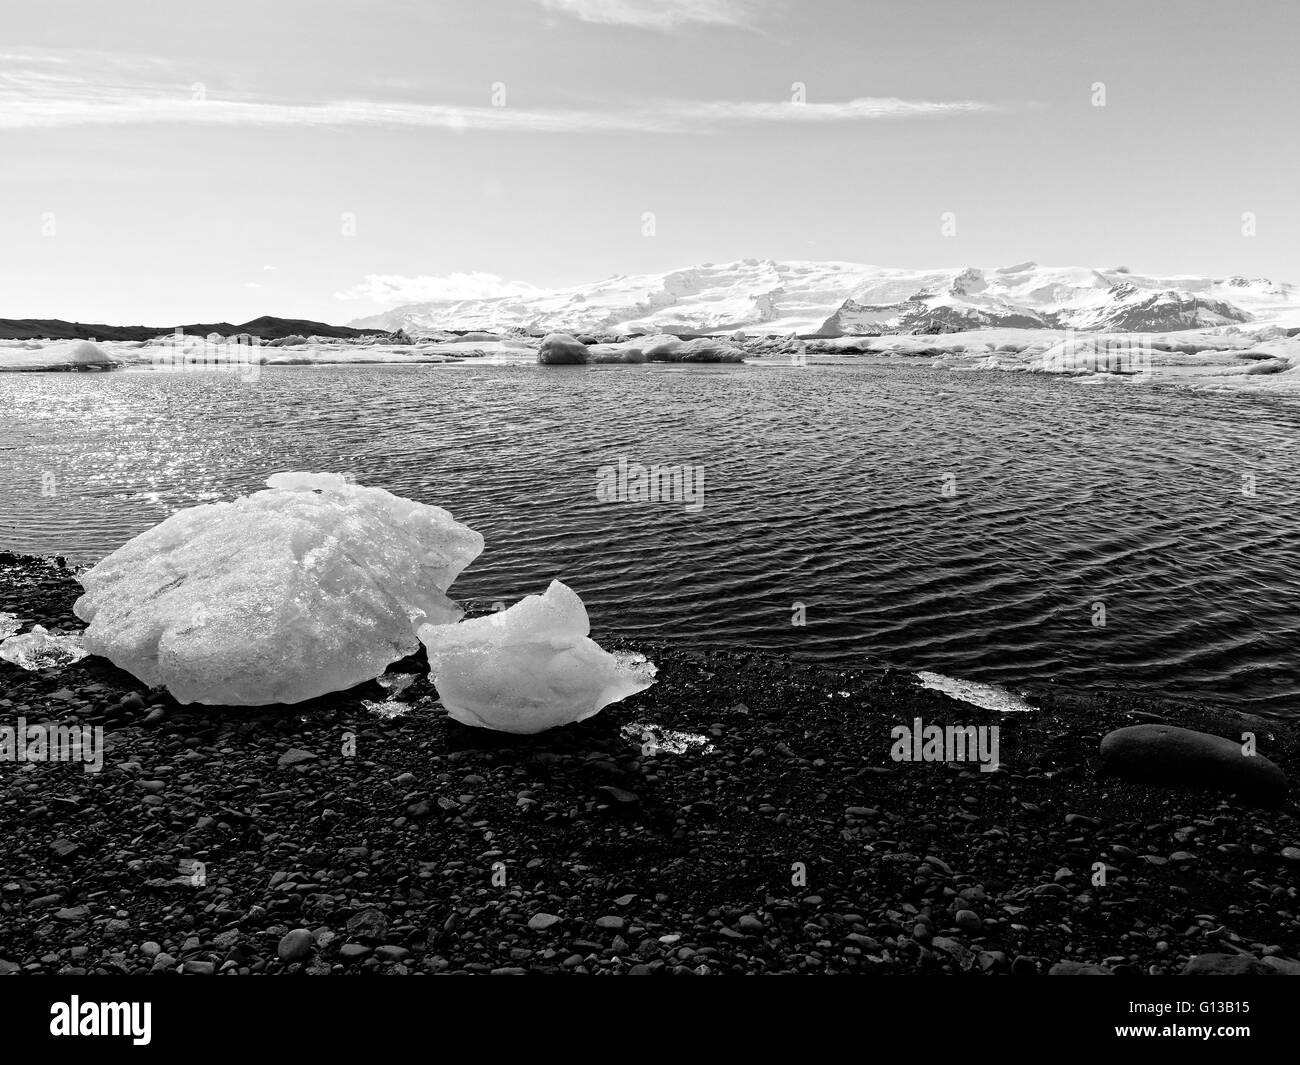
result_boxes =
[418,580,657,734]
[7,259,1300,392]
[344,259,1300,338]
[73,472,484,705]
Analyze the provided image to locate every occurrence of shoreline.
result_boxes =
[1,552,1298,975]
[6,326,1300,395]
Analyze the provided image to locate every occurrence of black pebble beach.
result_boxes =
[2,551,1298,976]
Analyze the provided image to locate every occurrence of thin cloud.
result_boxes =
[658,98,994,122]
[0,55,1003,133]
[535,0,766,30]
[0,85,1001,133]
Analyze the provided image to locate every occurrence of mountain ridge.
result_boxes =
[0,316,383,342]
[347,260,1300,337]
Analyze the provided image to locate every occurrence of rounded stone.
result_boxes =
[1098,724,1288,807]
[277,928,313,963]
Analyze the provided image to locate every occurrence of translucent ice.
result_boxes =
[0,612,21,639]
[377,672,418,698]
[0,625,89,670]
[363,699,412,719]
[365,671,420,717]
[73,472,484,706]
[619,722,715,755]
[916,671,1036,713]
[418,579,656,734]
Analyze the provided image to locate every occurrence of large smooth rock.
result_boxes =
[1048,962,1113,975]
[1181,954,1278,976]
[74,472,483,706]
[536,333,589,365]
[1098,724,1288,806]
[418,579,656,734]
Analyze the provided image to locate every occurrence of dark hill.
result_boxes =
[0,316,382,342]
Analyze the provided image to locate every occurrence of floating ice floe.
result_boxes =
[418,579,656,734]
[73,472,483,706]
[536,333,589,365]
[0,625,90,670]
[0,340,119,373]
[916,671,1035,713]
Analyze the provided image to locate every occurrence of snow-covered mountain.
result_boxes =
[346,260,1299,337]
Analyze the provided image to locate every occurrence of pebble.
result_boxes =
[345,908,387,940]
[277,928,313,963]
[2,565,1298,980]
[527,913,562,931]
[1182,953,1277,976]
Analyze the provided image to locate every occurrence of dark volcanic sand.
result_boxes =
[1,552,1298,976]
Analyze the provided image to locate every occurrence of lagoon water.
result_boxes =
[2,360,1298,716]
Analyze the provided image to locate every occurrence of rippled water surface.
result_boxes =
[2,361,1298,715]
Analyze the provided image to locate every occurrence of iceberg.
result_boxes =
[73,472,484,706]
[418,580,656,734]
[0,625,89,670]
[0,340,120,373]
[536,333,590,365]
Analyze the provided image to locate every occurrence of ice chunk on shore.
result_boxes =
[620,722,715,755]
[73,472,484,706]
[0,612,22,640]
[418,580,656,734]
[0,625,89,670]
[916,671,1035,713]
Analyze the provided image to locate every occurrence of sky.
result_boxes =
[1,0,1297,325]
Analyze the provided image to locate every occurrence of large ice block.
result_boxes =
[73,472,484,705]
[418,580,656,734]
